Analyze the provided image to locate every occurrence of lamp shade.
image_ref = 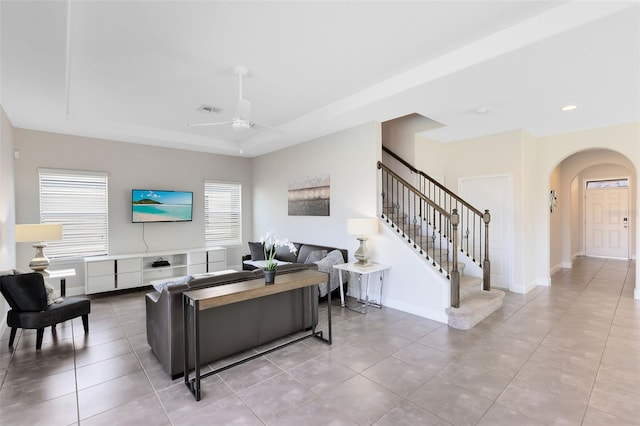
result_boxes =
[15,223,63,243]
[347,218,378,236]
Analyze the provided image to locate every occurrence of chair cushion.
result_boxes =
[0,273,48,312]
[6,297,90,329]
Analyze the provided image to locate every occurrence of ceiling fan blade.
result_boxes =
[235,98,251,120]
[253,122,284,133]
[187,121,233,127]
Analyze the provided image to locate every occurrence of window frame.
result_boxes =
[204,180,242,247]
[38,168,109,259]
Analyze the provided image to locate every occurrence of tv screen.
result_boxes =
[132,189,193,223]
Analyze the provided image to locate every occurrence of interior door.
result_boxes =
[585,187,629,258]
[459,175,512,290]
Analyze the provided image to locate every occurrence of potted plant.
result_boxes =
[259,231,297,284]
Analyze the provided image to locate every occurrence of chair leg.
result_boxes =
[82,314,89,333]
[36,328,44,350]
[8,328,17,347]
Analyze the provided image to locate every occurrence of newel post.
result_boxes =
[483,209,491,291]
[451,209,460,308]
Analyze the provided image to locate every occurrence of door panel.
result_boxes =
[585,187,629,258]
[459,176,511,290]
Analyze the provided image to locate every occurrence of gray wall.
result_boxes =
[14,129,253,294]
[0,105,16,334]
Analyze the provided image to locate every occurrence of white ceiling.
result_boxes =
[1,1,639,158]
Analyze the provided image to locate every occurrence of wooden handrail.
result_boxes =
[377,162,449,218]
[382,145,484,217]
[379,146,492,305]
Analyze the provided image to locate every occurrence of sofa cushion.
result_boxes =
[274,244,299,263]
[248,241,266,260]
[296,244,347,264]
[304,249,327,264]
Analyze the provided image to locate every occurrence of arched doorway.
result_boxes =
[549,149,636,273]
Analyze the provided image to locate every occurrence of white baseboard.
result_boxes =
[550,264,563,276]
[529,277,551,289]
[382,297,448,324]
[65,287,86,297]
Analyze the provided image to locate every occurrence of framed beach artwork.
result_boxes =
[288,174,330,216]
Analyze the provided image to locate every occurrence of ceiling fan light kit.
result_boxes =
[187,65,275,131]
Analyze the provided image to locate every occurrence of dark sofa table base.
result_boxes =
[182,269,331,401]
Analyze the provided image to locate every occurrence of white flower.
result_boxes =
[258,231,297,270]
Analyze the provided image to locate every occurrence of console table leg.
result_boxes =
[183,295,190,388]
[194,299,201,401]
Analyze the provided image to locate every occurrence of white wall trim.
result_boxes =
[550,263,564,276]
[383,297,448,323]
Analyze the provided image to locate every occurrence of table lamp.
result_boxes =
[347,218,378,265]
[15,223,63,271]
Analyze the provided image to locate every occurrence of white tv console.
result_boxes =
[84,247,226,294]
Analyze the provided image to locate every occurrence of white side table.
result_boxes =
[333,262,391,313]
[41,268,76,297]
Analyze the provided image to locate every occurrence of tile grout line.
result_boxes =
[112,298,176,426]
[581,259,632,423]
[476,257,609,425]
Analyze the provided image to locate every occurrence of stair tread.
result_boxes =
[459,275,482,299]
[446,289,505,330]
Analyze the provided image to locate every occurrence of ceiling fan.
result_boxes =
[188,65,274,131]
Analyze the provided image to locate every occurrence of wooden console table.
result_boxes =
[182,269,331,401]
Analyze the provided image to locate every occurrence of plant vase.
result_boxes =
[264,269,276,284]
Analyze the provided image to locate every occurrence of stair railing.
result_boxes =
[378,161,462,307]
[382,146,491,293]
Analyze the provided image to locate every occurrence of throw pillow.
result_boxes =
[44,282,63,305]
[275,244,298,263]
[304,250,327,264]
[248,241,266,260]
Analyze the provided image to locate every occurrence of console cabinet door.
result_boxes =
[87,275,115,293]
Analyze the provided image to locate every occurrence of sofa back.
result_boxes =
[187,271,256,290]
[296,243,348,265]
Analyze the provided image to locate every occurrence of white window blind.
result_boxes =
[204,181,241,246]
[39,169,109,258]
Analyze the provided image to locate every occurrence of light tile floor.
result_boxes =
[0,256,638,425]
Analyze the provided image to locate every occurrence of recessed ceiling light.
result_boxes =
[561,104,578,111]
[474,107,490,115]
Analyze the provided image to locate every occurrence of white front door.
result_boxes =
[585,187,629,258]
[459,175,512,290]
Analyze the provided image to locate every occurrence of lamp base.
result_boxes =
[354,237,370,265]
[29,243,50,272]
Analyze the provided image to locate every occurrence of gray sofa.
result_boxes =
[243,242,349,298]
[243,242,348,271]
[145,263,320,378]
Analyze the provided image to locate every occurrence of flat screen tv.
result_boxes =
[132,189,193,223]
